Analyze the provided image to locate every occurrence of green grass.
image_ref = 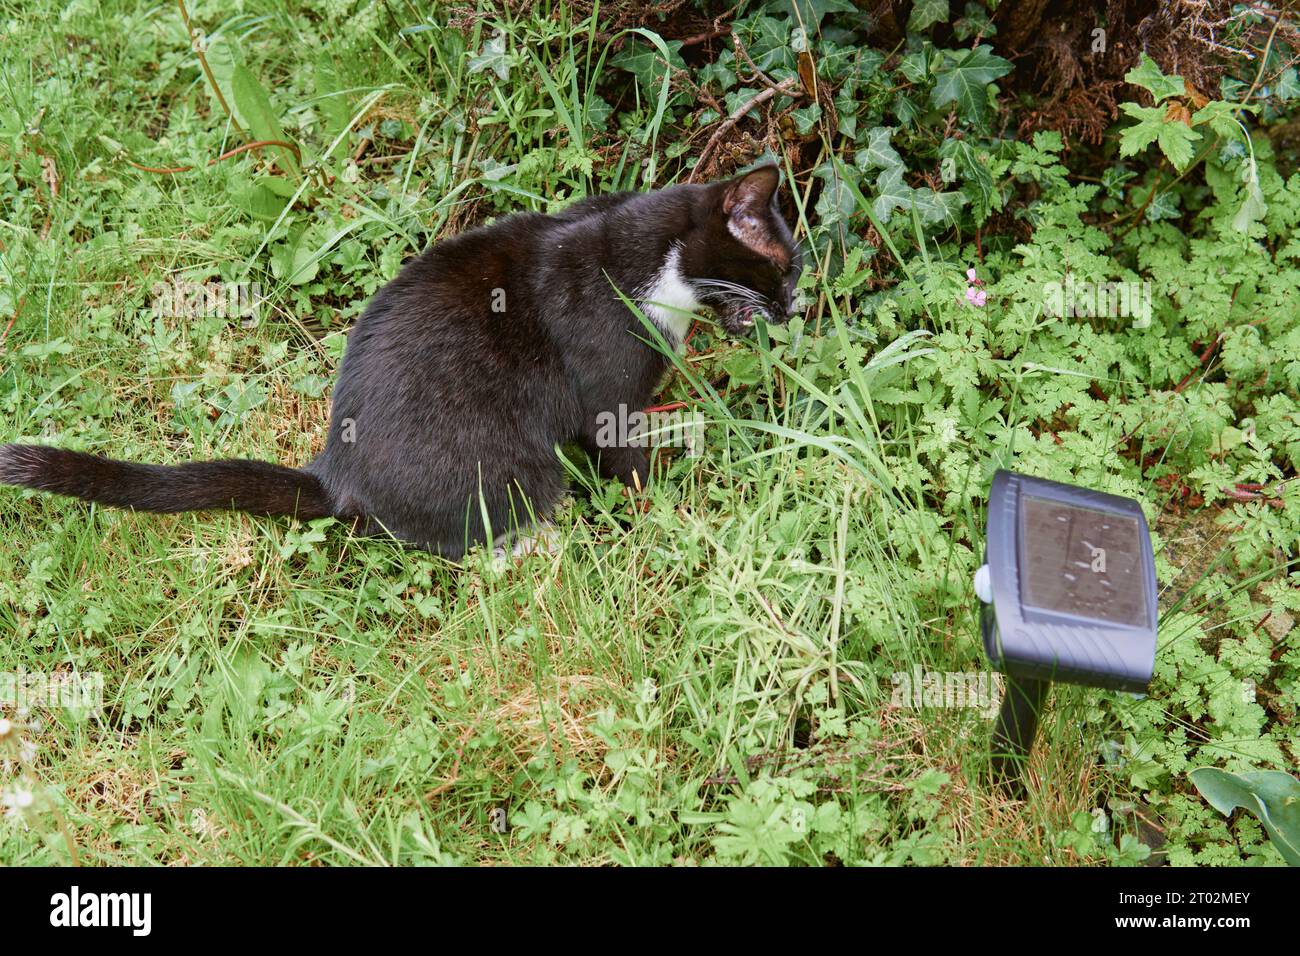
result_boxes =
[0,0,1296,866]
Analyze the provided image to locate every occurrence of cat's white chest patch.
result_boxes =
[638,245,699,346]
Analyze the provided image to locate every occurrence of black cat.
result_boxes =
[0,165,801,557]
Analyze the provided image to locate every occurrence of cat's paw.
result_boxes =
[489,524,562,571]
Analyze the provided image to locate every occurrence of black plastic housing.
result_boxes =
[980,469,1157,693]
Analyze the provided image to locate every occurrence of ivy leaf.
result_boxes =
[784,0,855,28]
[1144,189,1181,222]
[467,33,511,82]
[908,0,949,31]
[611,37,686,95]
[815,174,857,224]
[725,87,769,122]
[585,93,613,128]
[872,165,912,223]
[930,45,1012,123]
[1125,52,1185,103]
[733,16,791,73]
[848,48,884,84]
[911,186,968,225]
[1101,164,1136,198]
[940,138,996,218]
[698,56,738,93]
[1276,67,1299,101]
[893,91,923,128]
[899,48,931,85]
[855,126,903,172]
[954,1,996,41]
[791,102,821,135]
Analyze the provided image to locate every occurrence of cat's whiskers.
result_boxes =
[692,278,764,303]
[691,280,766,318]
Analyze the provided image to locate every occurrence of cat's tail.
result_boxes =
[0,444,334,519]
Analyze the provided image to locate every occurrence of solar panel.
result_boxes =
[1019,495,1147,627]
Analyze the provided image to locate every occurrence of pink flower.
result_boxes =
[967,268,978,283]
[965,287,987,307]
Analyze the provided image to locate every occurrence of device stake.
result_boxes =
[990,676,1051,798]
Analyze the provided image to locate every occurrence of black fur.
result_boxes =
[0,166,801,557]
[0,445,331,518]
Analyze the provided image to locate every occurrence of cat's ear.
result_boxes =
[720,166,789,267]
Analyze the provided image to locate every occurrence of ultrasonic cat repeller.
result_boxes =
[975,470,1158,792]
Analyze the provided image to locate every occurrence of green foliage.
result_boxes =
[929,45,1012,124]
[1190,768,1300,865]
[1118,53,1268,232]
[0,0,1296,867]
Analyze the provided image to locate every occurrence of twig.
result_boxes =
[1240,13,1285,107]
[680,3,739,48]
[38,154,58,241]
[1221,477,1289,508]
[646,374,732,417]
[670,66,725,125]
[690,77,799,182]
[126,160,195,175]
[125,139,304,175]
[358,153,410,166]
[1172,334,1225,394]
[643,400,688,414]
[0,294,27,370]
[1118,278,1244,448]
[680,24,732,47]
[1115,173,1163,241]
[732,34,784,93]
[177,0,244,136]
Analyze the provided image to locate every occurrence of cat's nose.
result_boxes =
[779,271,801,319]
[777,289,794,319]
